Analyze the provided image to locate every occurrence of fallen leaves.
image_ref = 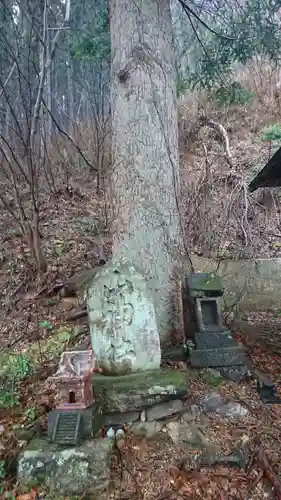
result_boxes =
[16,490,37,500]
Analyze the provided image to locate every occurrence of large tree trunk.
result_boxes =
[110,0,185,343]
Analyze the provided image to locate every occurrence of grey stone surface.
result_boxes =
[190,346,247,368]
[218,402,248,419]
[202,393,248,419]
[180,405,201,423]
[189,256,281,312]
[186,273,224,297]
[219,365,250,382]
[93,369,188,413]
[17,437,113,496]
[130,421,162,438]
[205,368,224,379]
[146,399,183,421]
[165,421,219,452]
[194,331,236,350]
[87,257,161,375]
[195,297,222,332]
[104,411,140,426]
[202,393,224,413]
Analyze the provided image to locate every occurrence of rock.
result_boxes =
[166,422,218,451]
[130,421,162,438]
[206,368,223,379]
[17,437,113,496]
[116,428,126,449]
[219,366,250,383]
[87,257,161,375]
[202,392,248,419]
[146,399,183,421]
[140,410,146,422]
[217,402,248,419]
[104,411,140,426]
[106,428,115,439]
[116,428,125,439]
[202,393,224,413]
[180,404,201,423]
[165,421,179,443]
[93,369,188,413]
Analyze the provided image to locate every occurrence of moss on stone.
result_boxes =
[200,369,224,388]
[25,437,58,453]
[18,437,113,496]
[188,272,223,293]
[93,369,189,413]
[93,369,188,394]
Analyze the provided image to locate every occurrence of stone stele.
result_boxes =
[87,258,161,375]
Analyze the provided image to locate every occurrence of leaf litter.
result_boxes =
[1,182,281,498]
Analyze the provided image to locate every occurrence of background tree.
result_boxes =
[110,0,185,342]
[174,0,281,91]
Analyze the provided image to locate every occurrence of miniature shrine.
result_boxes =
[47,349,103,445]
[183,272,248,372]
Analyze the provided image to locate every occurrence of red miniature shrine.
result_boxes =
[50,349,97,410]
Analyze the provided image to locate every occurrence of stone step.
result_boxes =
[52,411,81,445]
[194,330,237,349]
[190,347,247,368]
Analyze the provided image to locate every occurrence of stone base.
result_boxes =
[190,346,247,368]
[17,437,113,496]
[194,330,236,349]
[93,369,189,413]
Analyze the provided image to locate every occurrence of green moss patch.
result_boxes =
[0,326,76,379]
[93,369,188,394]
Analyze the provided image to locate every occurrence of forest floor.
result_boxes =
[179,89,281,260]
[1,88,281,497]
[0,180,281,498]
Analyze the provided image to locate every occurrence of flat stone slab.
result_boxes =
[219,365,250,382]
[93,369,188,413]
[202,392,248,419]
[190,347,247,368]
[104,411,140,426]
[194,330,236,349]
[186,273,224,297]
[17,437,113,496]
[146,399,183,421]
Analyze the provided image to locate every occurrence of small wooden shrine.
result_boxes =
[50,350,95,410]
[48,349,102,445]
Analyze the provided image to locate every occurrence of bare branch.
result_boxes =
[0,62,16,100]
[30,0,71,149]
[199,115,234,168]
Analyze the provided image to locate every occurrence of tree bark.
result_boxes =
[110,0,185,342]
